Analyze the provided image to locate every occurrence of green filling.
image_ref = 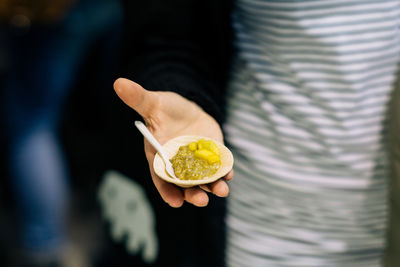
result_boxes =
[171,145,220,180]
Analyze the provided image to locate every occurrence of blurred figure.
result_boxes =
[0,0,122,266]
[385,82,400,266]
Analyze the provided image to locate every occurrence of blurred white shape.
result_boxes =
[98,170,159,263]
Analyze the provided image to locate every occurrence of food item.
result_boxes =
[153,135,234,187]
[170,139,221,180]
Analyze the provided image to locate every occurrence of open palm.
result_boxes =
[114,78,233,207]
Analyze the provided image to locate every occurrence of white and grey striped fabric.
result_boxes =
[224,1,400,266]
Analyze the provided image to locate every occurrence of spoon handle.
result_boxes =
[134,121,169,161]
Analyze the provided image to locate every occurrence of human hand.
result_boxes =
[113,78,233,208]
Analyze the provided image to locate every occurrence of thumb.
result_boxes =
[114,78,158,118]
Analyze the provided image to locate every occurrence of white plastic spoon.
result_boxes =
[134,121,178,179]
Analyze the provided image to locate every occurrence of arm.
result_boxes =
[119,0,233,124]
[114,0,234,208]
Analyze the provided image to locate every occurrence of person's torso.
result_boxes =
[224,1,400,266]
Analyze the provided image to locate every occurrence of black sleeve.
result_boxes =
[118,0,233,124]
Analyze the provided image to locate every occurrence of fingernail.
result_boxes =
[168,200,183,208]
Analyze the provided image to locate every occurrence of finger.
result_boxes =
[144,142,185,208]
[113,78,158,119]
[210,179,230,197]
[224,170,234,181]
[148,164,185,208]
[155,177,185,208]
[199,184,212,193]
[184,187,209,207]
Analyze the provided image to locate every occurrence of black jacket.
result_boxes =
[98,1,233,267]
[119,0,233,124]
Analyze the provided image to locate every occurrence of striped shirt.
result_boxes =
[224,1,400,266]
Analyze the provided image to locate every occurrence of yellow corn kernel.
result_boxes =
[208,141,220,156]
[188,142,197,151]
[195,149,220,164]
[197,139,209,150]
[197,139,220,155]
[207,154,220,164]
[194,149,214,160]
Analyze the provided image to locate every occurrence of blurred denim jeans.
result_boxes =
[1,0,122,256]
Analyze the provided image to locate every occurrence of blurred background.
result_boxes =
[0,1,227,267]
[0,0,131,266]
